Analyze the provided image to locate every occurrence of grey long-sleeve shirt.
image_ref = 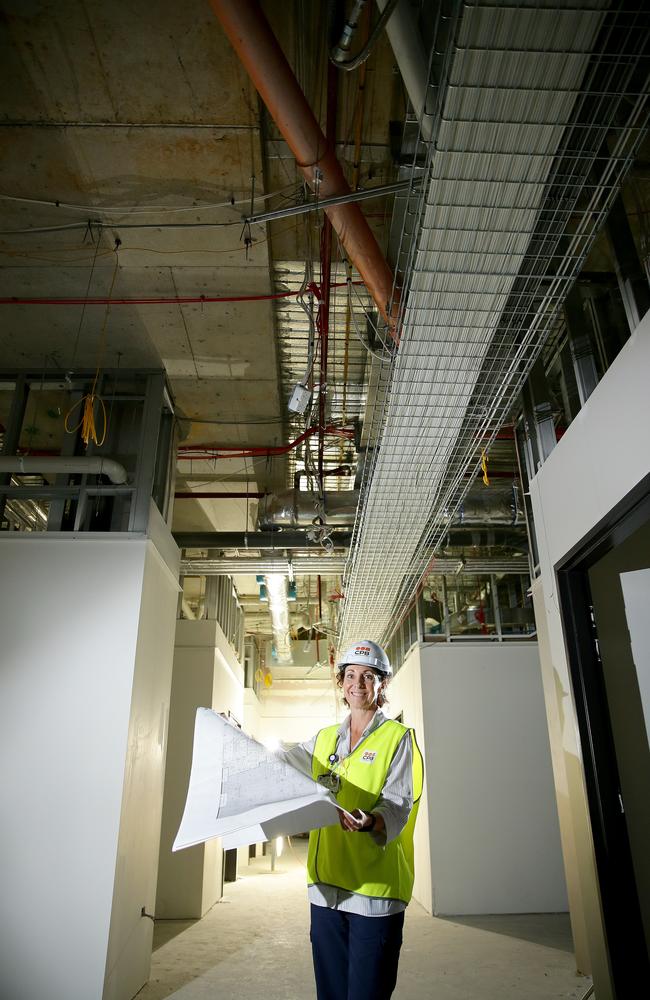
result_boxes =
[279,709,413,916]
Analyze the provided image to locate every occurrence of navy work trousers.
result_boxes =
[310,903,405,1000]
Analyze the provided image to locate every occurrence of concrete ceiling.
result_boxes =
[0,0,404,644]
[4,1,630,649]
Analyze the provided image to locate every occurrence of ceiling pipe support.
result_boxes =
[243,177,422,226]
[209,0,398,335]
[175,491,268,499]
[181,557,346,576]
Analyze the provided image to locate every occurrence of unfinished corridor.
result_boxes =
[137,840,592,1000]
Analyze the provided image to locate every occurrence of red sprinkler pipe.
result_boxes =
[316,574,323,665]
[318,60,338,489]
[209,0,398,337]
[178,424,353,460]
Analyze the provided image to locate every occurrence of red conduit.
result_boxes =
[178,424,353,460]
[316,237,333,487]
[316,574,323,665]
[317,60,338,489]
[0,281,362,307]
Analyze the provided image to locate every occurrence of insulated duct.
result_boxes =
[259,490,359,529]
[259,483,522,529]
[209,0,398,330]
[446,483,523,528]
[377,0,433,141]
[265,574,293,664]
[0,456,128,484]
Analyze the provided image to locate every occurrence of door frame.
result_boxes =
[556,471,650,995]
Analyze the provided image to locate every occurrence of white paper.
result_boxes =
[172,708,343,851]
[621,569,650,748]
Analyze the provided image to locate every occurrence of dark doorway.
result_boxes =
[557,473,650,996]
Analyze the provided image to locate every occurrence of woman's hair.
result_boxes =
[336,666,389,708]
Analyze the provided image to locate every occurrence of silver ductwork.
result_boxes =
[377,0,433,140]
[264,574,293,664]
[260,482,522,530]
[259,490,360,529]
[446,483,524,527]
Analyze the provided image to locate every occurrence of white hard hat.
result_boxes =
[337,639,392,677]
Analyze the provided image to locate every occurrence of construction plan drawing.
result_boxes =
[173,708,343,851]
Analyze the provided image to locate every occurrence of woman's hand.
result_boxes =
[338,808,384,833]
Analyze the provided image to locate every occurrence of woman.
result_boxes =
[282,639,423,1000]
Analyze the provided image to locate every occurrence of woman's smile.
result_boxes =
[343,665,382,707]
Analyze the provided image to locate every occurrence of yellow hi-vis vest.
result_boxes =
[307,719,424,903]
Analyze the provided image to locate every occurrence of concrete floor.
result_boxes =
[138,839,593,1000]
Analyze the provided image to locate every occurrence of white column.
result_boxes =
[0,527,179,1000]
[156,619,244,918]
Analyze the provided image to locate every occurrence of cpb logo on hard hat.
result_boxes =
[337,639,392,676]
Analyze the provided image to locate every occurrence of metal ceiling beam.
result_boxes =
[243,178,423,226]
[173,531,351,549]
[174,491,268,499]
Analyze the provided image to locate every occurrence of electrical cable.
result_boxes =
[0,181,300,216]
[1,217,301,262]
[0,185,331,235]
[0,218,252,235]
[2,249,116,265]
[169,267,200,380]
[346,277,394,363]
[64,248,120,447]
[69,233,101,368]
[296,253,317,387]
[0,279,363,307]
[481,451,490,487]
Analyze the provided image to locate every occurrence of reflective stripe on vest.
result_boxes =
[306,719,424,903]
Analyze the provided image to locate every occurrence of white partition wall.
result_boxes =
[103,539,180,1000]
[243,641,340,747]
[156,619,244,919]
[383,647,433,913]
[390,642,567,916]
[243,688,338,747]
[529,316,650,997]
[0,530,179,1000]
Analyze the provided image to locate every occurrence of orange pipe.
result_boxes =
[210,0,398,335]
